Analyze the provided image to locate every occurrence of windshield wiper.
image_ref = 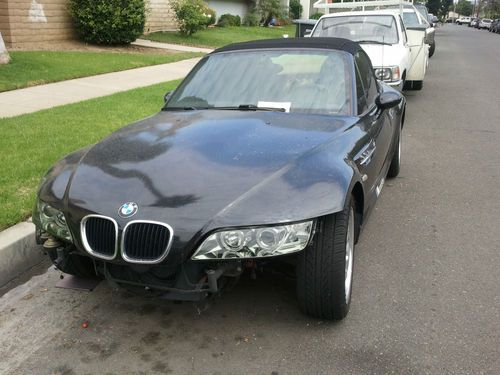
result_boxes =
[163,106,199,111]
[205,104,286,112]
[356,40,392,45]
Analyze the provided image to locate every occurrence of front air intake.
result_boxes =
[81,215,118,260]
[121,221,173,264]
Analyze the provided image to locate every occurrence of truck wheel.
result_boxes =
[429,41,436,58]
[296,198,355,320]
[47,250,98,279]
[406,80,423,90]
[387,126,401,178]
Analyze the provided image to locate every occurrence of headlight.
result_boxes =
[192,221,314,260]
[374,66,400,82]
[33,200,72,242]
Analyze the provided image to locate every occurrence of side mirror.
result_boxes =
[376,91,403,110]
[304,29,312,37]
[164,91,173,103]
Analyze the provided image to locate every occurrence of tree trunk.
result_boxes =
[0,32,11,64]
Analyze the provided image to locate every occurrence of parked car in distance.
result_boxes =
[456,16,471,25]
[479,19,492,29]
[490,19,500,33]
[311,10,429,90]
[33,37,406,321]
[470,18,479,27]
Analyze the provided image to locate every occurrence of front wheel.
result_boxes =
[403,80,423,91]
[296,199,355,320]
[429,41,436,58]
[387,127,401,178]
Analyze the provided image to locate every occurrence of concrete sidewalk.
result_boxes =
[133,38,214,54]
[0,57,201,118]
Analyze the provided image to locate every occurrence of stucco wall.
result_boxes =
[145,0,177,33]
[0,0,178,47]
[0,0,74,48]
[206,0,250,20]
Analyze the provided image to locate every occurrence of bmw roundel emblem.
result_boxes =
[118,202,138,218]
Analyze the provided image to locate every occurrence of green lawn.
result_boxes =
[143,25,296,48]
[0,51,200,92]
[0,80,180,230]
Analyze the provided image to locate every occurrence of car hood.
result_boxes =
[63,110,356,259]
[360,43,406,68]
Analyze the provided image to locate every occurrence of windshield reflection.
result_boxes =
[166,50,352,116]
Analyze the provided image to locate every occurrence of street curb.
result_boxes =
[0,221,44,287]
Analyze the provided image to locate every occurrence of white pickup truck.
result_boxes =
[311,0,431,91]
[456,16,472,25]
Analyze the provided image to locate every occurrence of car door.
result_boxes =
[353,51,394,202]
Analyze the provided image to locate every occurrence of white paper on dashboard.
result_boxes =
[257,101,291,113]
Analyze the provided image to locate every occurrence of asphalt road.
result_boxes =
[0,25,499,375]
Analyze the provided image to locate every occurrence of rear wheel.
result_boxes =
[47,250,98,279]
[296,198,355,320]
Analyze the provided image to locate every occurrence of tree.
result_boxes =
[484,0,500,17]
[426,0,441,15]
[289,0,303,19]
[257,0,288,26]
[456,0,473,15]
[440,0,454,17]
[69,0,146,44]
[0,32,10,65]
[170,0,214,36]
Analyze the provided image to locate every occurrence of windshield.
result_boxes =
[415,4,429,19]
[312,15,399,44]
[166,50,352,116]
[403,12,422,27]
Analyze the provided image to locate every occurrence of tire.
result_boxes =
[387,126,401,178]
[403,80,423,91]
[429,40,436,58]
[47,250,98,279]
[411,80,423,90]
[296,198,355,320]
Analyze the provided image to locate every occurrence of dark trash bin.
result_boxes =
[293,19,318,37]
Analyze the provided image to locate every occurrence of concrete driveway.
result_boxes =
[0,25,499,374]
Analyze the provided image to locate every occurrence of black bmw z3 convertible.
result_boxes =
[33,38,405,320]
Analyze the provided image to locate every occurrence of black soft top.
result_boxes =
[212,37,362,56]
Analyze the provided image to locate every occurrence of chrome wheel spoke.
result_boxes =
[345,207,354,303]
